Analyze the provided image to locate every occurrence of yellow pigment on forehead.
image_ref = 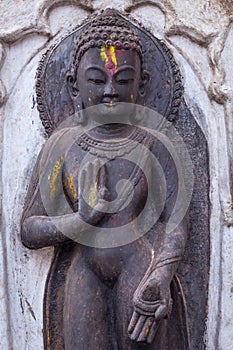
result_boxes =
[109,46,117,66]
[100,46,108,62]
[100,45,117,67]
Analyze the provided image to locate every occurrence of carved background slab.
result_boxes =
[0,1,233,349]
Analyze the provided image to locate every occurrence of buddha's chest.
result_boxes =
[62,147,148,224]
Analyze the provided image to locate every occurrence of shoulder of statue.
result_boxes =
[44,126,83,155]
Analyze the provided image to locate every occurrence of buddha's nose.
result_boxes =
[103,81,118,98]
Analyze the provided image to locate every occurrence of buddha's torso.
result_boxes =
[61,126,154,283]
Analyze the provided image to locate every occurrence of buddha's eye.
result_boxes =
[116,78,134,85]
[115,68,135,85]
[88,78,105,85]
[86,68,106,85]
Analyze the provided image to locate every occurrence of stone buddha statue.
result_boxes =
[21,9,191,350]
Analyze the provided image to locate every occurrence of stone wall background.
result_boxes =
[0,1,232,349]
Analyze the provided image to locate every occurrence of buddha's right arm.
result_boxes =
[20,131,86,249]
[21,212,87,249]
[21,135,108,249]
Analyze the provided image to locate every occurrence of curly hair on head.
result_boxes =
[67,9,145,83]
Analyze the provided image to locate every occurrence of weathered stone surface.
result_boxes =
[0,1,233,349]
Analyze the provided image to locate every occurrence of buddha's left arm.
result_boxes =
[149,135,188,281]
[128,135,188,343]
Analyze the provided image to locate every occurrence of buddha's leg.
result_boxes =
[114,246,167,350]
[63,257,111,350]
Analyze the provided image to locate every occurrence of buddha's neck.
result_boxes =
[87,123,134,140]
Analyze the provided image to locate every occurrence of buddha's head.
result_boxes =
[67,9,150,114]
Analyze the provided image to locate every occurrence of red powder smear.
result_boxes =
[105,48,117,77]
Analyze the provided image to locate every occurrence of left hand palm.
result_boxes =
[128,277,172,343]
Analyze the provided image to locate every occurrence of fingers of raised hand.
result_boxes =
[97,162,108,195]
[79,160,108,200]
[79,166,86,196]
[97,166,109,202]
[86,161,94,190]
[78,160,109,223]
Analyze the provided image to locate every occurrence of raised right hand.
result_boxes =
[78,160,109,225]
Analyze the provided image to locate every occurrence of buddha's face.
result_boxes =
[75,46,143,110]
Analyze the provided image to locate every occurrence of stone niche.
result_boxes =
[0,1,233,350]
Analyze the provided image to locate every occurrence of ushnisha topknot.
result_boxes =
[68,9,144,81]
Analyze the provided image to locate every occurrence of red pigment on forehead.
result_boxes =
[105,48,116,76]
[100,46,117,76]
[100,45,137,75]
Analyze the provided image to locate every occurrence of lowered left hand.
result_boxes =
[128,273,172,343]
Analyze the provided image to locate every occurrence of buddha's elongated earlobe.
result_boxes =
[73,93,86,125]
[66,73,83,112]
[66,73,85,124]
[74,93,83,111]
[139,70,150,97]
[136,70,150,106]
[66,73,79,97]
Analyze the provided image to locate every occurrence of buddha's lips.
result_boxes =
[100,45,117,76]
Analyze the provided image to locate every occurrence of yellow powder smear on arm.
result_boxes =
[67,172,78,200]
[49,157,64,199]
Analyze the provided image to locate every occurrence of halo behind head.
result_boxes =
[36,9,183,136]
